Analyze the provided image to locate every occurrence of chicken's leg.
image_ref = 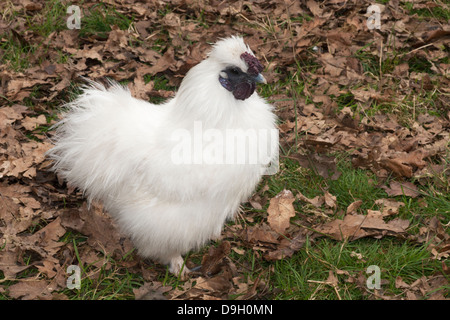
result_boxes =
[169,255,190,279]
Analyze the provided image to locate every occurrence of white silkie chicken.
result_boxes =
[47,36,278,277]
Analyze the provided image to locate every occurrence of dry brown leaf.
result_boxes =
[324,191,337,209]
[381,158,413,177]
[17,217,66,262]
[346,200,363,214]
[306,0,324,17]
[147,47,177,74]
[265,229,313,261]
[395,276,411,289]
[7,280,53,300]
[194,275,232,293]
[416,217,450,261]
[382,181,421,198]
[64,45,103,61]
[296,192,324,208]
[6,79,48,100]
[393,63,409,77]
[315,213,410,241]
[244,224,279,245]
[267,189,296,234]
[374,198,405,216]
[292,153,341,180]
[326,270,339,287]
[128,74,154,100]
[21,114,47,131]
[0,249,32,279]
[201,241,231,276]
[61,203,134,257]
[134,282,171,300]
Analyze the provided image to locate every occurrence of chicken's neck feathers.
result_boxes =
[163,59,270,130]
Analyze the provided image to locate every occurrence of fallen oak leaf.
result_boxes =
[264,228,315,261]
[393,63,409,77]
[200,241,231,276]
[267,189,296,234]
[314,214,369,241]
[346,200,363,214]
[307,270,341,300]
[326,270,339,288]
[374,198,405,216]
[363,211,410,234]
[324,191,337,209]
[134,282,171,300]
[17,217,66,262]
[415,217,450,261]
[35,260,59,279]
[296,192,324,208]
[306,0,324,17]
[7,280,53,300]
[6,78,49,101]
[243,224,279,246]
[291,153,341,180]
[381,158,413,178]
[60,203,134,258]
[191,275,232,293]
[395,276,411,289]
[382,181,421,198]
[314,213,410,241]
[128,74,154,100]
[380,151,427,178]
[146,47,177,74]
[0,249,32,279]
[64,45,104,62]
[0,105,28,124]
[21,114,47,131]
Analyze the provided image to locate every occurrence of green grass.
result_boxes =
[271,237,445,299]
[253,153,448,299]
[253,143,449,299]
[0,31,37,71]
[26,0,67,37]
[59,260,143,300]
[404,2,450,21]
[0,1,133,71]
[251,49,448,299]
[0,0,68,71]
[79,3,134,38]
[328,166,386,211]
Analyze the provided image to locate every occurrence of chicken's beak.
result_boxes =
[254,73,267,84]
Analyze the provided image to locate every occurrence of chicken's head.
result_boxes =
[209,36,266,101]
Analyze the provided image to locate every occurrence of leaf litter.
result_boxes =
[0,0,449,299]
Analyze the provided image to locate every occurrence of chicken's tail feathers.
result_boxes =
[77,76,128,93]
[49,77,131,124]
[46,78,135,201]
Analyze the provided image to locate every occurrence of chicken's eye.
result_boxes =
[230,67,240,75]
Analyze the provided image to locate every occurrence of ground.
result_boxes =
[0,0,449,300]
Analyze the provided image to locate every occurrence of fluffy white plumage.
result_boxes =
[47,36,278,277]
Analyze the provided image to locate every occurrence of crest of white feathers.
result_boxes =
[47,36,278,277]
